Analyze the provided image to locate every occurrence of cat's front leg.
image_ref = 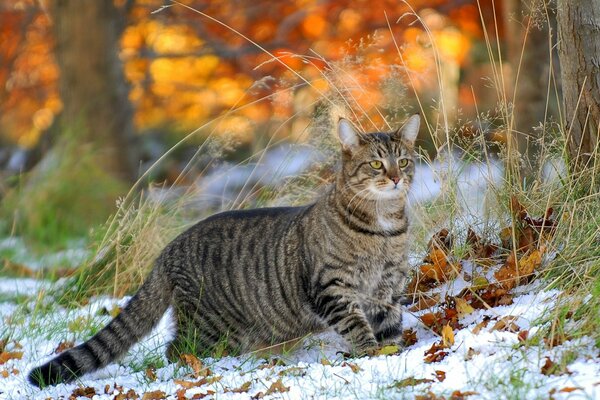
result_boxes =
[312,285,378,353]
[370,301,403,345]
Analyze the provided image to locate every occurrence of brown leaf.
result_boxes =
[408,295,440,312]
[264,378,289,395]
[320,357,332,366]
[145,367,157,382]
[54,340,75,354]
[420,312,440,328]
[558,387,581,393]
[0,351,23,365]
[113,389,139,400]
[541,357,558,376]
[434,370,446,382]
[517,330,529,343]
[490,316,520,333]
[428,228,453,252]
[390,376,433,388]
[190,390,215,399]
[472,317,491,334]
[226,381,252,393]
[1,370,8,378]
[423,342,448,363]
[441,324,455,348]
[141,391,166,400]
[180,354,209,378]
[450,390,479,399]
[342,362,361,373]
[402,329,418,346]
[464,347,480,361]
[69,387,96,399]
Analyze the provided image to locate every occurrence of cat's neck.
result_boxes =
[326,181,408,231]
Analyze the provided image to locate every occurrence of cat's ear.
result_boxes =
[338,118,362,152]
[393,114,420,146]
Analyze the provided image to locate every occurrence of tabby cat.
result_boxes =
[28,115,420,387]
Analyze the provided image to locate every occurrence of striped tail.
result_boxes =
[28,266,172,387]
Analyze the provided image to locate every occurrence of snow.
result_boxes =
[1,279,599,400]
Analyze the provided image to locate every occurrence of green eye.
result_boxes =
[369,160,383,169]
[398,158,409,168]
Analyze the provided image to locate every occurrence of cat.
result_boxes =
[28,114,420,387]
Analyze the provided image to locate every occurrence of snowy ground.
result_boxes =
[1,276,599,400]
[1,152,598,399]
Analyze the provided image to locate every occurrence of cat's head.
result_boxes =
[336,115,420,200]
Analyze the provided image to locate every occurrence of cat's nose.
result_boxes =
[391,176,400,185]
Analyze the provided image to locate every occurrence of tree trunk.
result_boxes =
[503,0,551,182]
[557,0,600,176]
[50,0,138,182]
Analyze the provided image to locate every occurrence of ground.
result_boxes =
[1,275,599,399]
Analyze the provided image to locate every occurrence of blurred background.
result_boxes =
[0,0,559,253]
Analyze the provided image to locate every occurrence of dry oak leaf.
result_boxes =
[490,316,520,333]
[450,390,479,399]
[455,297,475,318]
[180,353,210,378]
[423,342,448,363]
[408,295,440,312]
[0,351,23,365]
[225,381,252,393]
[374,344,400,356]
[141,390,167,400]
[145,367,157,382]
[342,361,361,373]
[441,324,455,348]
[402,328,418,346]
[558,387,582,393]
[54,340,75,354]
[253,378,290,398]
[69,386,96,399]
[434,370,446,382]
[113,389,139,400]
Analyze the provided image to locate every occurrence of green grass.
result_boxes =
[0,135,127,252]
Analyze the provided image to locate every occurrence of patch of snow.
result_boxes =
[1,278,599,400]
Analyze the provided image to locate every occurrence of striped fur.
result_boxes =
[28,115,420,387]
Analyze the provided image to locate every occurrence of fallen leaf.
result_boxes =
[423,342,448,363]
[402,329,418,346]
[441,324,455,348]
[464,347,480,361]
[145,367,157,382]
[541,357,559,376]
[141,390,166,400]
[265,378,289,395]
[558,387,582,393]
[450,390,479,399]
[490,316,520,333]
[455,297,475,318]
[113,389,139,400]
[1,370,8,378]
[428,228,453,252]
[434,370,446,382]
[180,354,209,378]
[69,387,96,399]
[278,366,307,377]
[375,344,400,356]
[472,317,491,334]
[420,312,440,328]
[226,381,252,393]
[408,295,440,312]
[342,362,361,373]
[389,376,433,388]
[320,358,332,366]
[0,351,23,365]
[517,330,529,343]
[190,390,215,399]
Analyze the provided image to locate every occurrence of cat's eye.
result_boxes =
[369,160,383,169]
[398,158,409,168]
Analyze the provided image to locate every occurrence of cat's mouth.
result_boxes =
[370,181,407,198]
